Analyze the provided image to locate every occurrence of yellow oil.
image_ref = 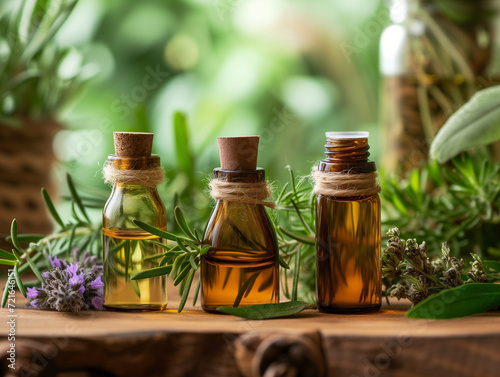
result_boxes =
[201,251,278,312]
[316,194,381,313]
[102,228,167,310]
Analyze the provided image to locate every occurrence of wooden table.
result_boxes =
[1,296,499,377]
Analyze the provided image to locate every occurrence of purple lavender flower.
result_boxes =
[27,287,40,299]
[49,255,62,268]
[27,250,103,312]
[90,277,104,290]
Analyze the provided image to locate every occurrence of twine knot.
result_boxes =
[209,179,275,208]
[312,167,381,198]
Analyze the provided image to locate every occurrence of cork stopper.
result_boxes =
[113,132,153,157]
[217,136,259,170]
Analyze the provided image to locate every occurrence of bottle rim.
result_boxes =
[325,131,369,139]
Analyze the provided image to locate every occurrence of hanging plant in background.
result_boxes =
[0,0,93,239]
[381,0,499,175]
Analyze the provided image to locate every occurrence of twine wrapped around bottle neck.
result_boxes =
[312,167,381,198]
[103,162,165,187]
[209,179,275,208]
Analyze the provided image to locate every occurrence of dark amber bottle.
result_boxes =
[315,132,381,314]
[201,137,279,312]
[102,132,167,310]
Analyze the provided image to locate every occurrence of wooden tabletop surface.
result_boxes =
[1,294,500,377]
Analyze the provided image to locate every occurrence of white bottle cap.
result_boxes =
[325,131,369,139]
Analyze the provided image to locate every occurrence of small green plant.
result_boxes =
[0,0,90,121]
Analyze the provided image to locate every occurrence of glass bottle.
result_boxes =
[201,137,279,312]
[315,132,381,314]
[102,132,167,310]
[380,0,500,175]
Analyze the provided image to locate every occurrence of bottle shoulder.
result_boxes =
[203,201,278,254]
[103,185,166,230]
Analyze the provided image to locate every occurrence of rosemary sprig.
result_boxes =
[0,174,100,307]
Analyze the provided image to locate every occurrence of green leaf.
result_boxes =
[173,112,194,178]
[430,86,500,162]
[67,174,91,223]
[193,278,201,306]
[131,265,172,280]
[25,254,44,281]
[217,301,315,319]
[0,249,16,261]
[407,284,500,319]
[189,254,198,271]
[14,264,26,297]
[174,206,197,241]
[483,261,500,273]
[10,219,24,253]
[2,273,15,308]
[0,259,17,266]
[133,220,178,241]
[279,256,290,269]
[6,234,44,243]
[178,269,195,313]
[42,188,65,229]
[277,226,315,245]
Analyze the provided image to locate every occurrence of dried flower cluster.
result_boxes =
[27,250,104,312]
[382,228,490,304]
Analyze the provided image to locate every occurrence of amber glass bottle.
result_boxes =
[315,132,381,314]
[201,137,279,312]
[102,132,167,310]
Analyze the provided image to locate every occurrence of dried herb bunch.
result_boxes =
[382,227,500,306]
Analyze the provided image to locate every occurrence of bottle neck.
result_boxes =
[318,137,376,173]
[213,168,265,183]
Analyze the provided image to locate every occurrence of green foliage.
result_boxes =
[381,153,500,258]
[0,0,90,119]
[131,210,207,313]
[407,284,500,319]
[430,86,500,163]
[1,173,100,307]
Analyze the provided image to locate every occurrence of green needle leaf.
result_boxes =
[14,264,26,297]
[174,206,198,241]
[2,273,15,308]
[67,174,91,223]
[279,256,290,269]
[26,254,44,281]
[217,301,315,319]
[131,265,172,280]
[0,259,17,266]
[10,219,24,253]
[0,249,16,261]
[42,188,65,229]
[407,284,500,319]
[277,226,315,245]
[133,220,180,242]
[178,269,195,313]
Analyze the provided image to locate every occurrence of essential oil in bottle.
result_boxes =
[314,132,381,314]
[102,132,167,310]
[201,136,279,312]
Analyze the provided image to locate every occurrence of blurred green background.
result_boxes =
[53,0,386,215]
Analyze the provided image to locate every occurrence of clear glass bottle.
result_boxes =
[102,133,167,310]
[315,132,381,314]
[201,169,279,312]
[380,0,500,175]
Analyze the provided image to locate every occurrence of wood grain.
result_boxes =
[1,298,499,377]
